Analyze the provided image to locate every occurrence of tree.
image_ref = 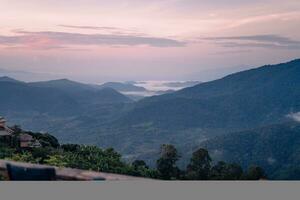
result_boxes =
[61,144,80,152]
[156,144,180,180]
[186,148,211,180]
[0,146,14,159]
[130,160,157,178]
[245,165,267,180]
[132,160,149,170]
[210,161,243,180]
[8,152,41,163]
[10,125,22,134]
[30,147,53,163]
[44,154,67,167]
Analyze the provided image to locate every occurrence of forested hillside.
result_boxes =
[0,126,266,180]
[201,121,300,180]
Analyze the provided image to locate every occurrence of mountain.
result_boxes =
[201,121,300,180]
[28,79,132,104]
[96,82,149,101]
[0,78,133,137]
[0,68,63,82]
[0,80,78,114]
[84,59,300,163]
[162,81,201,88]
[0,76,21,83]
[117,59,300,130]
[98,82,147,92]
[1,59,300,167]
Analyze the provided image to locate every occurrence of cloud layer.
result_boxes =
[0,30,185,50]
[203,35,300,50]
[288,112,300,122]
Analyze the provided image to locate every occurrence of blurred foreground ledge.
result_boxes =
[0,159,150,181]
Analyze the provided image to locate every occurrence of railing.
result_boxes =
[0,160,149,181]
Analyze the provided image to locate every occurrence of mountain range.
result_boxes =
[89,59,300,165]
[1,59,300,178]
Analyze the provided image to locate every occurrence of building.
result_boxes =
[0,116,14,144]
[0,116,14,137]
[0,116,7,128]
[1,116,42,148]
[19,134,41,148]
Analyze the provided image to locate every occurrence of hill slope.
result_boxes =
[0,79,133,140]
[85,59,300,162]
[117,59,300,130]
[201,121,300,179]
[98,82,147,92]
[29,79,132,104]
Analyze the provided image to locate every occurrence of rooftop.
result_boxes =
[0,117,6,122]
[0,130,11,136]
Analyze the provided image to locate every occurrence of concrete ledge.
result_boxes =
[0,160,149,181]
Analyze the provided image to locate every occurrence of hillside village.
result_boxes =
[0,116,41,148]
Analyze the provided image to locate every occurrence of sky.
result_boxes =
[0,0,300,83]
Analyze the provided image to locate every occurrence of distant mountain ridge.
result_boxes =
[0,59,300,169]
[28,79,133,104]
[0,76,21,83]
[86,59,300,164]
[116,59,300,130]
[98,82,147,92]
[0,78,133,131]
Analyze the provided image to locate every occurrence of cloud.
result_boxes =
[59,25,123,31]
[226,11,300,29]
[0,30,185,50]
[210,49,253,55]
[58,24,146,37]
[202,34,300,50]
[287,112,300,122]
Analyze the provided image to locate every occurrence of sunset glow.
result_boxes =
[1,0,300,82]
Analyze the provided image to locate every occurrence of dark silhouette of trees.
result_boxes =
[156,144,180,180]
[132,160,149,170]
[245,165,266,180]
[210,161,243,180]
[185,148,211,180]
[1,126,268,180]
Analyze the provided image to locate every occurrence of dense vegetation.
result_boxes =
[202,122,300,180]
[0,128,265,180]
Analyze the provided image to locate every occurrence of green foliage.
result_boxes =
[8,152,41,164]
[156,144,181,180]
[61,146,126,173]
[244,166,266,180]
[210,162,243,180]
[204,122,300,179]
[132,160,148,170]
[186,148,211,180]
[27,132,60,148]
[0,146,14,159]
[1,127,266,180]
[44,155,67,167]
[61,144,80,152]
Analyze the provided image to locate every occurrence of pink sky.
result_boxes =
[0,0,300,82]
